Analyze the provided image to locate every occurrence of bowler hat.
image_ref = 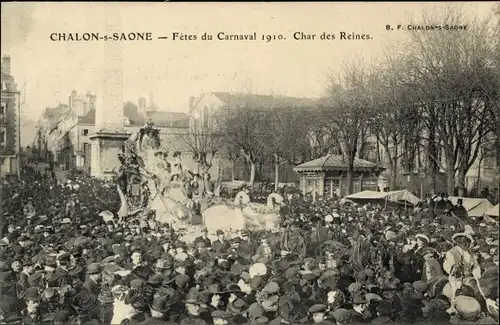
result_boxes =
[24,287,41,301]
[150,296,169,313]
[175,274,190,289]
[44,287,57,299]
[352,292,368,304]
[332,308,351,323]
[130,278,145,289]
[309,304,327,314]
[227,298,248,315]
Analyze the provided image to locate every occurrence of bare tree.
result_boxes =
[263,107,312,191]
[367,57,422,190]
[176,110,226,174]
[323,60,372,195]
[402,6,495,195]
[222,104,268,185]
[222,141,242,181]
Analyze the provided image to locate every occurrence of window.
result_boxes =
[0,102,5,123]
[0,127,6,148]
[82,129,89,136]
[324,178,340,197]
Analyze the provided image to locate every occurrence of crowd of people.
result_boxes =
[0,170,499,325]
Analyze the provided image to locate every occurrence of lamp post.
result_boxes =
[2,90,21,179]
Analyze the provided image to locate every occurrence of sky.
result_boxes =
[1,1,495,141]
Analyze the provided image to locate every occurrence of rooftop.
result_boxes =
[294,154,385,172]
[211,92,322,110]
[76,103,189,128]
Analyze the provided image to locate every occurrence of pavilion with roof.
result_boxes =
[293,154,385,199]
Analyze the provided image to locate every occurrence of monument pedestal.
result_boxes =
[89,131,130,179]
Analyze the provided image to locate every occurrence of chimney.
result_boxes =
[89,94,96,110]
[1,55,11,75]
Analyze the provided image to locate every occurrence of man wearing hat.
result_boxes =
[47,252,72,288]
[210,309,233,325]
[20,287,42,325]
[127,246,154,283]
[137,297,170,325]
[238,231,253,259]
[348,292,372,323]
[308,304,334,324]
[16,257,35,297]
[83,263,102,296]
[453,199,469,220]
[194,228,212,249]
[181,288,210,324]
[212,230,230,255]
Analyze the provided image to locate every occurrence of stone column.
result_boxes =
[89,5,130,179]
[300,175,306,195]
[312,180,316,202]
[318,172,325,196]
[95,5,125,132]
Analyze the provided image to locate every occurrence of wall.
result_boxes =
[0,96,17,156]
[189,94,225,125]
[0,78,18,175]
[75,124,95,169]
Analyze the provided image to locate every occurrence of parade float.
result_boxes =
[113,119,283,238]
[114,120,191,225]
[200,189,283,232]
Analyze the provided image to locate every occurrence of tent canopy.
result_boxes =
[448,196,495,218]
[345,190,420,206]
[486,204,499,217]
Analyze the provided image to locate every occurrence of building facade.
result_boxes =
[47,94,191,173]
[0,55,19,177]
[294,154,385,199]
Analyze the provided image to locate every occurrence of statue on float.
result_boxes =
[115,119,193,226]
[115,119,161,217]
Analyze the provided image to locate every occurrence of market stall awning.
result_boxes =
[448,197,495,218]
[486,204,499,218]
[293,154,384,172]
[345,190,420,206]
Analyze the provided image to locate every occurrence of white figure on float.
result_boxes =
[170,151,184,179]
[267,192,284,210]
[234,185,251,207]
